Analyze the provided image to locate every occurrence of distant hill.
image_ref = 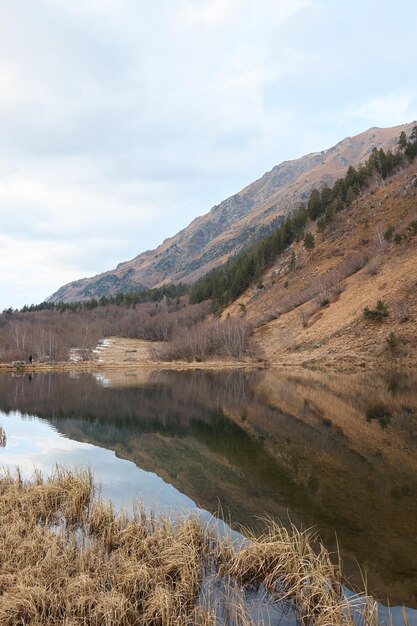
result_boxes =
[48,122,416,303]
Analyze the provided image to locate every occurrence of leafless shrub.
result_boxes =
[338,252,367,277]
[365,257,382,276]
[329,269,344,297]
[317,278,330,307]
[162,318,254,362]
[275,256,362,316]
[148,342,165,361]
[3,317,68,362]
[299,309,310,328]
[298,300,321,328]
[214,318,253,358]
[254,310,279,326]
[276,284,316,315]
[373,227,388,253]
[0,299,211,363]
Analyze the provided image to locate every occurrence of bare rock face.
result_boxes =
[47,122,415,303]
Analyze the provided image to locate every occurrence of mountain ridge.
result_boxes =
[48,121,416,303]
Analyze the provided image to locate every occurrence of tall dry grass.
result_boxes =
[0,468,402,625]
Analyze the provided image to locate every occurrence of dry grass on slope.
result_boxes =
[226,166,417,369]
[0,468,391,626]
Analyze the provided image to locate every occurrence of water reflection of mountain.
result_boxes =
[1,369,417,606]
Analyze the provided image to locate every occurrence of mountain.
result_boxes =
[48,122,416,303]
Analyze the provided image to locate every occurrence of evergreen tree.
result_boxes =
[320,186,332,211]
[405,126,417,161]
[398,131,407,150]
[346,186,356,204]
[332,178,347,203]
[345,165,359,189]
[307,189,322,220]
[303,232,315,250]
[317,217,326,233]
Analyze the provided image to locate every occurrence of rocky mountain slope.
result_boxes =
[48,122,416,303]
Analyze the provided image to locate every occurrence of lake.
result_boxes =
[1,367,417,620]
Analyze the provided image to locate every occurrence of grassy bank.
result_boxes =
[0,360,263,375]
[0,336,265,374]
[0,468,394,626]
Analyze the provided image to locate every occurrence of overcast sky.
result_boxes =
[0,0,416,310]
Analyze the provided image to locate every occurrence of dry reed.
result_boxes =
[0,468,404,625]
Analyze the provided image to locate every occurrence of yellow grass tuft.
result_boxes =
[0,468,405,625]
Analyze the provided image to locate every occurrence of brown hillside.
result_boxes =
[224,164,417,369]
[48,122,416,303]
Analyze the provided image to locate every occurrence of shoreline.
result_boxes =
[3,333,416,374]
[0,360,265,374]
[1,356,416,374]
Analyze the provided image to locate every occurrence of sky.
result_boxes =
[0,0,416,310]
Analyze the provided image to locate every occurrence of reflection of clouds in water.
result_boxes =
[344,588,417,626]
[0,410,196,513]
[0,413,291,624]
[3,405,411,626]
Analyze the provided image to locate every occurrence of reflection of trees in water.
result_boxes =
[0,426,6,448]
[0,370,263,428]
[366,405,392,429]
[2,370,417,604]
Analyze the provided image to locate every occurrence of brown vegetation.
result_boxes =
[225,164,417,369]
[0,300,258,368]
[266,253,366,321]
[0,468,393,626]
[0,298,209,363]
[160,318,256,362]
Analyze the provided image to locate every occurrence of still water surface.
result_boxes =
[1,367,417,617]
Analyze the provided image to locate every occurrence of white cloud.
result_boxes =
[346,94,414,127]
[177,0,244,29]
[0,234,77,306]
[0,0,415,309]
[274,0,312,24]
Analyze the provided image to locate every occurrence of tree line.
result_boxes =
[12,283,189,314]
[190,127,417,309]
